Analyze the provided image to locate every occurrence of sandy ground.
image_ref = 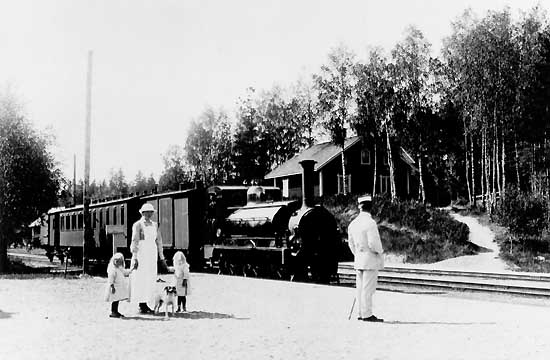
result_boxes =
[2,272,550,360]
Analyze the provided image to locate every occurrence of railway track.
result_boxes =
[10,251,550,298]
[7,251,83,274]
[338,264,550,298]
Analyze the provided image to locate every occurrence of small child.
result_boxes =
[172,251,191,312]
[104,252,131,318]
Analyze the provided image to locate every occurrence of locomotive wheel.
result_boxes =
[220,259,236,275]
[243,264,259,278]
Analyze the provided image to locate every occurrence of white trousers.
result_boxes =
[356,269,378,318]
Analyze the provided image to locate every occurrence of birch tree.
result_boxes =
[354,48,396,197]
[314,45,356,195]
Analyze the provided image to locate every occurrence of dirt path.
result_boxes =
[383,213,519,273]
[428,213,517,272]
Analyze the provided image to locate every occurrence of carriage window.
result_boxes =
[113,207,118,225]
[99,209,103,229]
[120,206,125,225]
[71,214,77,230]
[78,213,83,229]
[61,215,65,230]
[92,211,96,229]
[106,208,110,226]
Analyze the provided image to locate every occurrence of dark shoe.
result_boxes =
[139,305,154,314]
[115,312,125,318]
[363,315,384,322]
[357,317,363,321]
[109,313,121,318]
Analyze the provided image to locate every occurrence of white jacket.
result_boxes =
[347,212,384,270]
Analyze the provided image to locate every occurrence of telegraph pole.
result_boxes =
[82,50,93,275]
[73,154,77,207]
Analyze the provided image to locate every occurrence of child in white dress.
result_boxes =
[104,252,132,318]
[172,251,191,312]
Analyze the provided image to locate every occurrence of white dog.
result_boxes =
[153,286,178,318]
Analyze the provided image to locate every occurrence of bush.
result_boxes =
[497,230,550,272]
[495,187,548,237]
[322,194,472,263]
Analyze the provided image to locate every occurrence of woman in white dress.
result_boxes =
[129,203,167,314]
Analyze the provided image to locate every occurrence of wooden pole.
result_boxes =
[82,50,93,275]
[73,154,77,207]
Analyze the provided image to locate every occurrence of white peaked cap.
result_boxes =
[357,195,373,204]
[139,203,156,214]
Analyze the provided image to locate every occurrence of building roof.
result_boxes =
[265,137,361,179]
[264,136,417,179]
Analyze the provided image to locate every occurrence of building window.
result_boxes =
[361,149,371,165]
[337,174,352,194]
[380,175,390,194]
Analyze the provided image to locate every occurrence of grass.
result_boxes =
[324,199,476,264]
[460,210,550,273]
[379,222,477,263]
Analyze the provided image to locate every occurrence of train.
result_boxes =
[41,160,342,283]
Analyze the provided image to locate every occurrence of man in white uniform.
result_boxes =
[347,195,384,322]
[130,203,167,314]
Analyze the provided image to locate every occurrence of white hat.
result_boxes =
[139,203,156,214]
[357,195,372,204]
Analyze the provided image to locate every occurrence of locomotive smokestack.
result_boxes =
[299,159,316,208]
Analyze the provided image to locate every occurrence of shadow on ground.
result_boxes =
[0,310,16,319]
[122,311,248,321]
[383,320,497,325]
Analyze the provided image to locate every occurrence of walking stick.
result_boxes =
[348,297,356,320]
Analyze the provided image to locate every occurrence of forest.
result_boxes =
[80,7,550,211]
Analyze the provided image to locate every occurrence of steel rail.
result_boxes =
[338,266,550,298]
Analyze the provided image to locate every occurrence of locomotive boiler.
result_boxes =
[206,160,340,283]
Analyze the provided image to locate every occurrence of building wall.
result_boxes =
[270,141,419,200]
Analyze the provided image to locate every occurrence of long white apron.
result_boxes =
[130,222,158,306]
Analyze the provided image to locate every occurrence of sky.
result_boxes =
[0,0,548,183]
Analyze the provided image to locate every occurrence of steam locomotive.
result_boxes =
[43,160,341,282]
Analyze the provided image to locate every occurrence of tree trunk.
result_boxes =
[496,137,500,213]
[464,127,472,204]
[494,117,501,199]
[501,126,506,199]
[531,143,536,193]
[372,144,378,196]
[385,125,396,200]
[514,132,521,190]
[418,155,426,203]
[341,148,347,195]
[0,225,7,273]
[470,134,476,207]
[485,130,492,211]
[479,131,487,208]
